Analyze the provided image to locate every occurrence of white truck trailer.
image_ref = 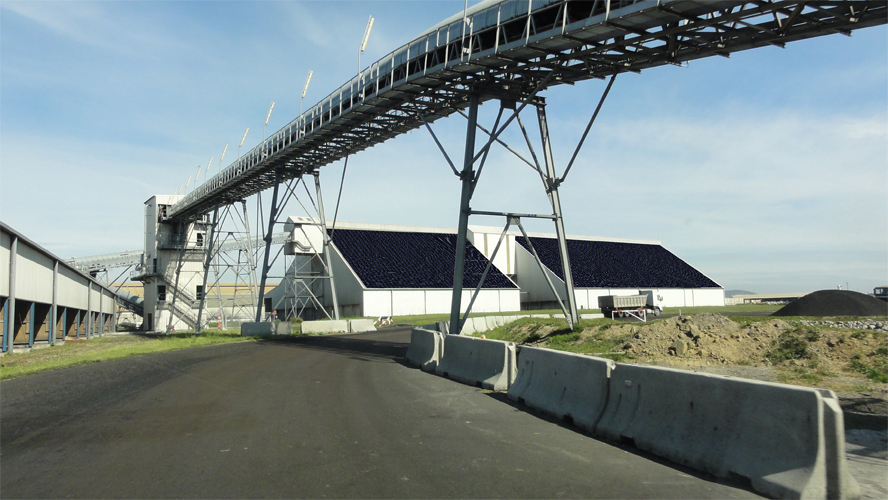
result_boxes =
[598,290,662,321]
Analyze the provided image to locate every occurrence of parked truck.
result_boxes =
[598,290,663,319]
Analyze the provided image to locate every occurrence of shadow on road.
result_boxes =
[255,332,410,364]
[478,389,762,495]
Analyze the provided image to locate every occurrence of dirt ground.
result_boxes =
[514,313,888,423]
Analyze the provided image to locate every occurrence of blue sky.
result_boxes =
[1,1,886,294]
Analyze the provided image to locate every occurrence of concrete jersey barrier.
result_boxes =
[349,319,377,333]
[435,335,516,391]
[241,322,291,336]
[508,347,615,432]
[409,327,858,500]
[406,328,443,372]
[301,320,349,334]
[595,363,859,500]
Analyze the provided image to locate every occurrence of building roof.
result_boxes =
[516,236,721,289]
[330,228,517,289]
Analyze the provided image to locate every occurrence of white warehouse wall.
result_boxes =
[14,241,55,303]
[468,226,516,276]
[58,266,90,310]
[326,246,364,308]
[360,288,518,317]
[0,230,9,293]
[1,223,118,330]
[514,244,565,303]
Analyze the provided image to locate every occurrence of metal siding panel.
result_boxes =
[693,288,725,307]
[656,288,687,308]
[102,290,116,314]
[587,289,611,309]
[574,288,590,310]
[58,266,89,309]
[391,290,425,316]
[514,244,563,303]
[500,289,520,312]
[363,290,392,317]
[425,290,453,314]
[471,290,502,313]
[0,230,10,294]
[14,241,54,303]
[329,246,364,306]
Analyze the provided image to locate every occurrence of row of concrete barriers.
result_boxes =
[406,327,859,500]
[430,312,604,336]
[241,319,377,336]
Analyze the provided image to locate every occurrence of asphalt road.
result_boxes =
[1,328,762,499]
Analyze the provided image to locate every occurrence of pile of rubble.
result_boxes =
[772,290,887,317]
[612,313,790,366]
[794,319,887,332]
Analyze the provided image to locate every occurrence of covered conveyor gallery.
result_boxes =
[1,222,118,352]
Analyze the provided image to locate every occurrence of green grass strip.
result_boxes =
[0,331,255,380]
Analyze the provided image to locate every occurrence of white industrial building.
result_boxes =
[265,220,723,319]
[132,195,217,332]
[468,226,724,311]
[265,219,520,319]
[1,222,118,352]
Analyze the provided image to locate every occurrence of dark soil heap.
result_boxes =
[772,290,888,317]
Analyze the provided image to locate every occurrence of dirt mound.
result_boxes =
[772,290,888,317]
[614,313,886,383]
[619,313,791,365]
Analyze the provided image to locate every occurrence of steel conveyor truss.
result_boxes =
[165,0,885,223]
[161,0,884,331]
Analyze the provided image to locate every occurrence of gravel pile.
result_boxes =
[772,290,888,317]
[793,319,888,332]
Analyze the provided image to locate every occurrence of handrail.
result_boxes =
[166,0,886,221]
[168,0,639,219]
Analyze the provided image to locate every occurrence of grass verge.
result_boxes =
[664,304,780,315]
[475,317,630,362]
[0,331,255,381]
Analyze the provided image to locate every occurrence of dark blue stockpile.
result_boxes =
[330,229,517,289]
[516,237,720,289]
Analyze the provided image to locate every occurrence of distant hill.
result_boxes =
[725,289,756,298]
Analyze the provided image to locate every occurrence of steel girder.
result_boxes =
[166,0,886,223]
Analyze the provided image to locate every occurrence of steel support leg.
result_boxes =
[195,207,219,333]
[241,201,258,320]
[87,282,92,339]
[51,260,58,345]
[4,236,16,352]
[256,170,282,322]
[28,302,35,348]
[461,218,512,325]
[314,172,340,320]
[537,104,578,328]
[449,93,480,336]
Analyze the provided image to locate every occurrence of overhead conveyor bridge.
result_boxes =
[155,0,884,334]
[166,0,886,223]
[68,232,290,274]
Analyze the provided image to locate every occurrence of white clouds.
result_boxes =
[555,108,887,241]
[1,1,181,57]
